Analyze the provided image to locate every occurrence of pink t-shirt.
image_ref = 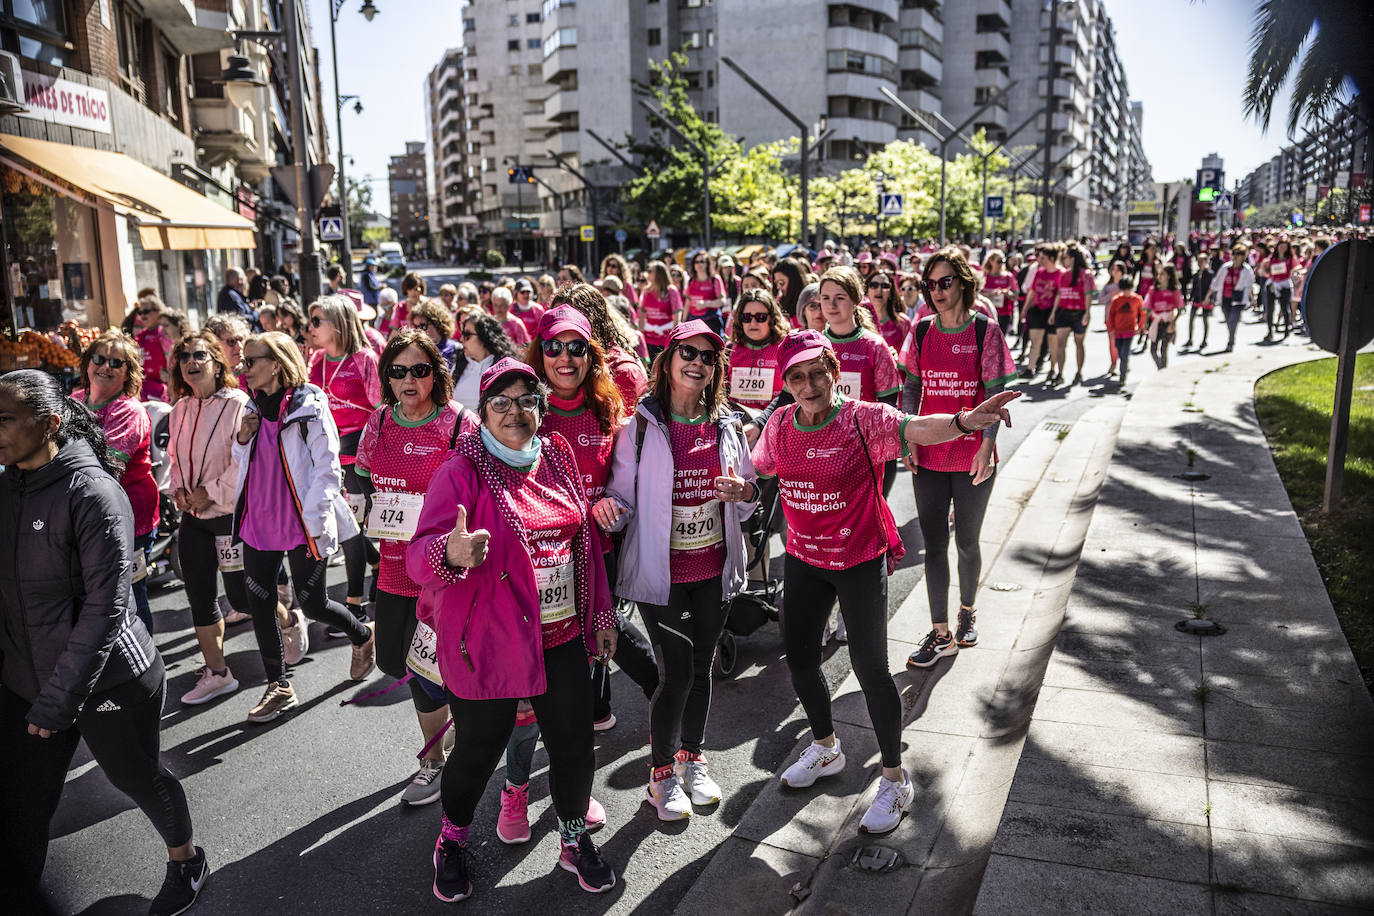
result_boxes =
[1267,256,1293,284]
[726,338,783,408]
[78,391,159,537]
[511,303,546,339]
[1028,267,1063,310]
[501,455,584,649]
[136,326,170,402]
[1055,270,1094,311]
[388,302,411,334]
[876,313,912,352]
[1138,261,1157,297]
[902,315,1017,473]
[641,288,682,347]
[500,315,531,348]
[606,346,648,407]
[355,401,477,597]
[686,277,726,317]
[983,272,1020,316]
[752,399,905,570]
[309,349,382,460]
[668,417,726,583]
[543,393,620,553]
[364,325,387,355]
[825,327,902,402]
[1144,288,1184,316]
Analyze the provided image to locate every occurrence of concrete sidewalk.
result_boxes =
[976,327,1374,913]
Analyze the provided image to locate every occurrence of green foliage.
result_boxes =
[482,249,506,269]
[710,138,799,239]
[346,177,373,249]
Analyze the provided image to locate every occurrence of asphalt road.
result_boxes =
[44,300,1195,914]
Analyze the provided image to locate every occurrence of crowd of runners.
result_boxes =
[0,222,1352,912]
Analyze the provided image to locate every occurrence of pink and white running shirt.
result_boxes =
[641,288,682,348]
[825,327,902,402]
[511,303,546,339]
[667,417,726,583]
[983,272,1020,317]
[726,339,783,408]
[1144,288,1184,316]
[1027,267,1063,311]
[543,392,622,552]
[1055,269,1094,311]
[309,349,382,462]
[498,456,584,649]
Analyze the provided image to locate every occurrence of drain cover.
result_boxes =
[1175,619,1227,636]
[1176,472,1211,482]
[988,582,1023,592]
[851,845,905,873]
[1042,421,1073,433]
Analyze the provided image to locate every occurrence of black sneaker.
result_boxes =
[955,607,979,647]
[148,847,208,916]
[432,836,472,903]
[906,629,958,669]
[558,831,616,893]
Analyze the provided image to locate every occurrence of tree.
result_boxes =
[347,177,374,248]
[813,168,876,241]
[710,139,798,239]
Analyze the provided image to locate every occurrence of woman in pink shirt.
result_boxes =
[132,296,172,402]
[639,261,683,357]
[1046,246,1096,387]
[865,270,911,353]
[981,250,1020,336]
[1144,263,1184,369]
[600,253,638,309]
[684,249,729,335]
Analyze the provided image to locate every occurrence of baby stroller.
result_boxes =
[714,471,784,679]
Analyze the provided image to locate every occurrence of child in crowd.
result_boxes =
[1107,276,1144,388]
[1184,251,1216,351]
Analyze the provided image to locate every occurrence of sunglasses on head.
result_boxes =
[541,338,589,359]
[90,353,127,369]
[177,350,212,364]
[920,276,957,293]
[387,362,434,380]
[738,311,770,324]
[673,343,718,366]
[486,393,542,414]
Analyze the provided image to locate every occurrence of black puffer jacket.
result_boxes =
[0,438,156,731]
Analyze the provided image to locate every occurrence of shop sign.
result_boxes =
[18,71,112,135]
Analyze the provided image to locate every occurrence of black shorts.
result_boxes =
[1027,308,1052,330]
[1054,310,1087,334]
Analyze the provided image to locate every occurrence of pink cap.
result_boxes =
[479,356,539,396]
[666,318,724,350]
[855,252,873,263]
[778,329,833,375]
[879,252,900,269]
[537,305,592,341]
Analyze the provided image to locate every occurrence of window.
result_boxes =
[543,27,577,57]
[706,29,714,47]
[826,49,896,80]
[527,12,542,23]
[682,30,701,48]
[542,0,572,17]
[527,38,541,49]
[162,48,182,126]
[463,18,476,31]
[706,69,713,88]
[509,14,520,26]
[899,28,941,58]
[683,71,701,89]
[508,39,521,51]
[647,27,661,46]
[115,3,147,101]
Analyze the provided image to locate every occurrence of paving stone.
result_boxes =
[1007,755,1210,826]
[1031,684,1205,737]
[1203,691,1374,756]
[973,855,1211,916]
[797,833,923,916]
[907,859,987,916]
[676,837,820,916]
[1213,889,1374,916]
[1041,654,1196,699]
[1205,741,1374,801]
[1210,828,1374,909]
[1020,719,1206,778]
[1207,780,1374,848]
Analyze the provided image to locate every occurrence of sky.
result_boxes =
[309,0,1303,217]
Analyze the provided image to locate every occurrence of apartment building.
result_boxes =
[427,45,474,259]
[1237,96,1370,216]
[389,141,429,256]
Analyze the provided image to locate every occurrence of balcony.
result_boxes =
[975,0,1011,27]
[544,45,577,82]
[191,97,269,179]
[830,0,899,20]
[826,25,899,63]
[973,29,1010,59]
[974,65,1010,91]
[825,114,897,148]
[904,7,942,42]
[897,47,941,85]
[1051,111,1088,146]
[148,0,234,55]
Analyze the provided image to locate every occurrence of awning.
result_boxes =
[0,134,256,250]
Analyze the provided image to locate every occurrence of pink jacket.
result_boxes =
[406,431,614,700]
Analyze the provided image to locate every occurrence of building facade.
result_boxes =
[427,45,474,259]
[1236,95,1370,222]
[388,140,429,256]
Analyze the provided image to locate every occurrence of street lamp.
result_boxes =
[328,0,378,285]
[977,109,1043,241]
[638,100,730,248]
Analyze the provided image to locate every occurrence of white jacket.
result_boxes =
[231,384,360,558]
[1208,261,1255,307]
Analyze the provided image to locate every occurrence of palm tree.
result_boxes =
[1231,0,1374,134]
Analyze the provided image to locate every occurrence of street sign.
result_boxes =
[985,195,1004,219]
[1214,191,1233,211]
[1293,211,1304,226]
[645,220,661,239]
[614,229,627,243]
[880,193,904,217]
[319,216,344,242]
[508,166,534,184]
[1303,239,1374,354]
[1129,200,1160,213]
[579,225,595,242]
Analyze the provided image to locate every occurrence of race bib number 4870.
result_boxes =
[670,500,723,551]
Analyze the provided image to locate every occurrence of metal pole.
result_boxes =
[982,154,990,241]
[1323,240,1364,511]
[516,177,524,270]
[638,100,720,249]
[1040,0,1060,240]
[939,141,949,244]
[328,1,351,284]
[284,0,319,303]
[703,158,711,248]
[800,124,808,245]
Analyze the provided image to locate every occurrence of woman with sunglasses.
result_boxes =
[865,271,910,353]
[897,273,923,319]
[407,358,618,901]
[409,299,460,371]
[133,295,172,402]
[390,272,427,334]
[555,283,650,410]
[981,251,1020,336]
[166,331,254,706]
[307,296,383,628]
[726,288,790,411]
[456,312,517,409]
[232,333,377,723]
[900,249,1018,670]
[640,261,683,358]
[594,320,758,821]
[751,330,1017,835]
[685,249,729,335]
[600,253,638,310]
[74,331,159,634]
[355,330,478,806]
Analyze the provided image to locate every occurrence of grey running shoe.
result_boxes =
[906,629,958,668]
[955,607,979,648]
[401,759,444,806]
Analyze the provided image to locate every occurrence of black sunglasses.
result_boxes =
[309,315,327,327]
[137,307,159,316]
[177,350,212,364]
[486,393,542,414]
[738,312,770,324]
[387,362,434,380]
[241,355,270,369]
[920,276,957,293]
[673,343,718,366]
[867,280,892,290]
[413,320,432,331]
[460,330,475,340]
[541,338,589,359]
[90,353,128,369]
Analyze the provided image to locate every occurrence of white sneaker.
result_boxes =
[180,666,239,705]
[780,740,846,788]
[645,766,692,821]
[859,771,915,835]
[674,751,722,806]
[401,759,444,806]
[834,616,848,644]
[282,608,309,666]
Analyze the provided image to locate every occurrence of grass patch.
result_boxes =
[1255,352,1374,692]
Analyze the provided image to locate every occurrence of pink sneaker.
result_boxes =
[497,781,531,844]
[586,795,606,830]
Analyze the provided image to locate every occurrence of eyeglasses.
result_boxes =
[309,315,327,327]
[920,276,958,293]
[517,288,531,295]
[486,393,542,414]
[673,343,718,366]
[460,330,475,340]
[177,350,212,364]
[900,285,918,293]
[386,362,434,380]
[541,338,589,359]
[867,281,892,290]
[220,336,245,348]
[413,320,432,332]
[241,355,270,369]
[90,353,127,369]
[738,312,770,324]
[137,307,159,316]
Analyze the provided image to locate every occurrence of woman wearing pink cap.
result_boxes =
[751,328,1018,836]
[594,319,759,822]
[406,357,618,901]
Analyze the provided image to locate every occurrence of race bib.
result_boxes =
[131,549,148,584]
[535,562,576,625]
[215,535,244,573]
[345,492,367,525]
[671,500,723,552]
[366,491,424,541]
[730,365,771,402]
[834,370,863,400]
[405,620,443,685]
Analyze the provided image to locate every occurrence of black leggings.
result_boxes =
[638,576,727,769]
[0,659,192,905]
[592,548,659,720]
[1223,302,1245,347]
[339,450,379,605]
[440,638,594,827]
[782,554,902,768]
[1267,285,1291,337]
[914,467,996,625]
[373,590,447,713]
[178,512,248,628]
[243,543,371,682]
